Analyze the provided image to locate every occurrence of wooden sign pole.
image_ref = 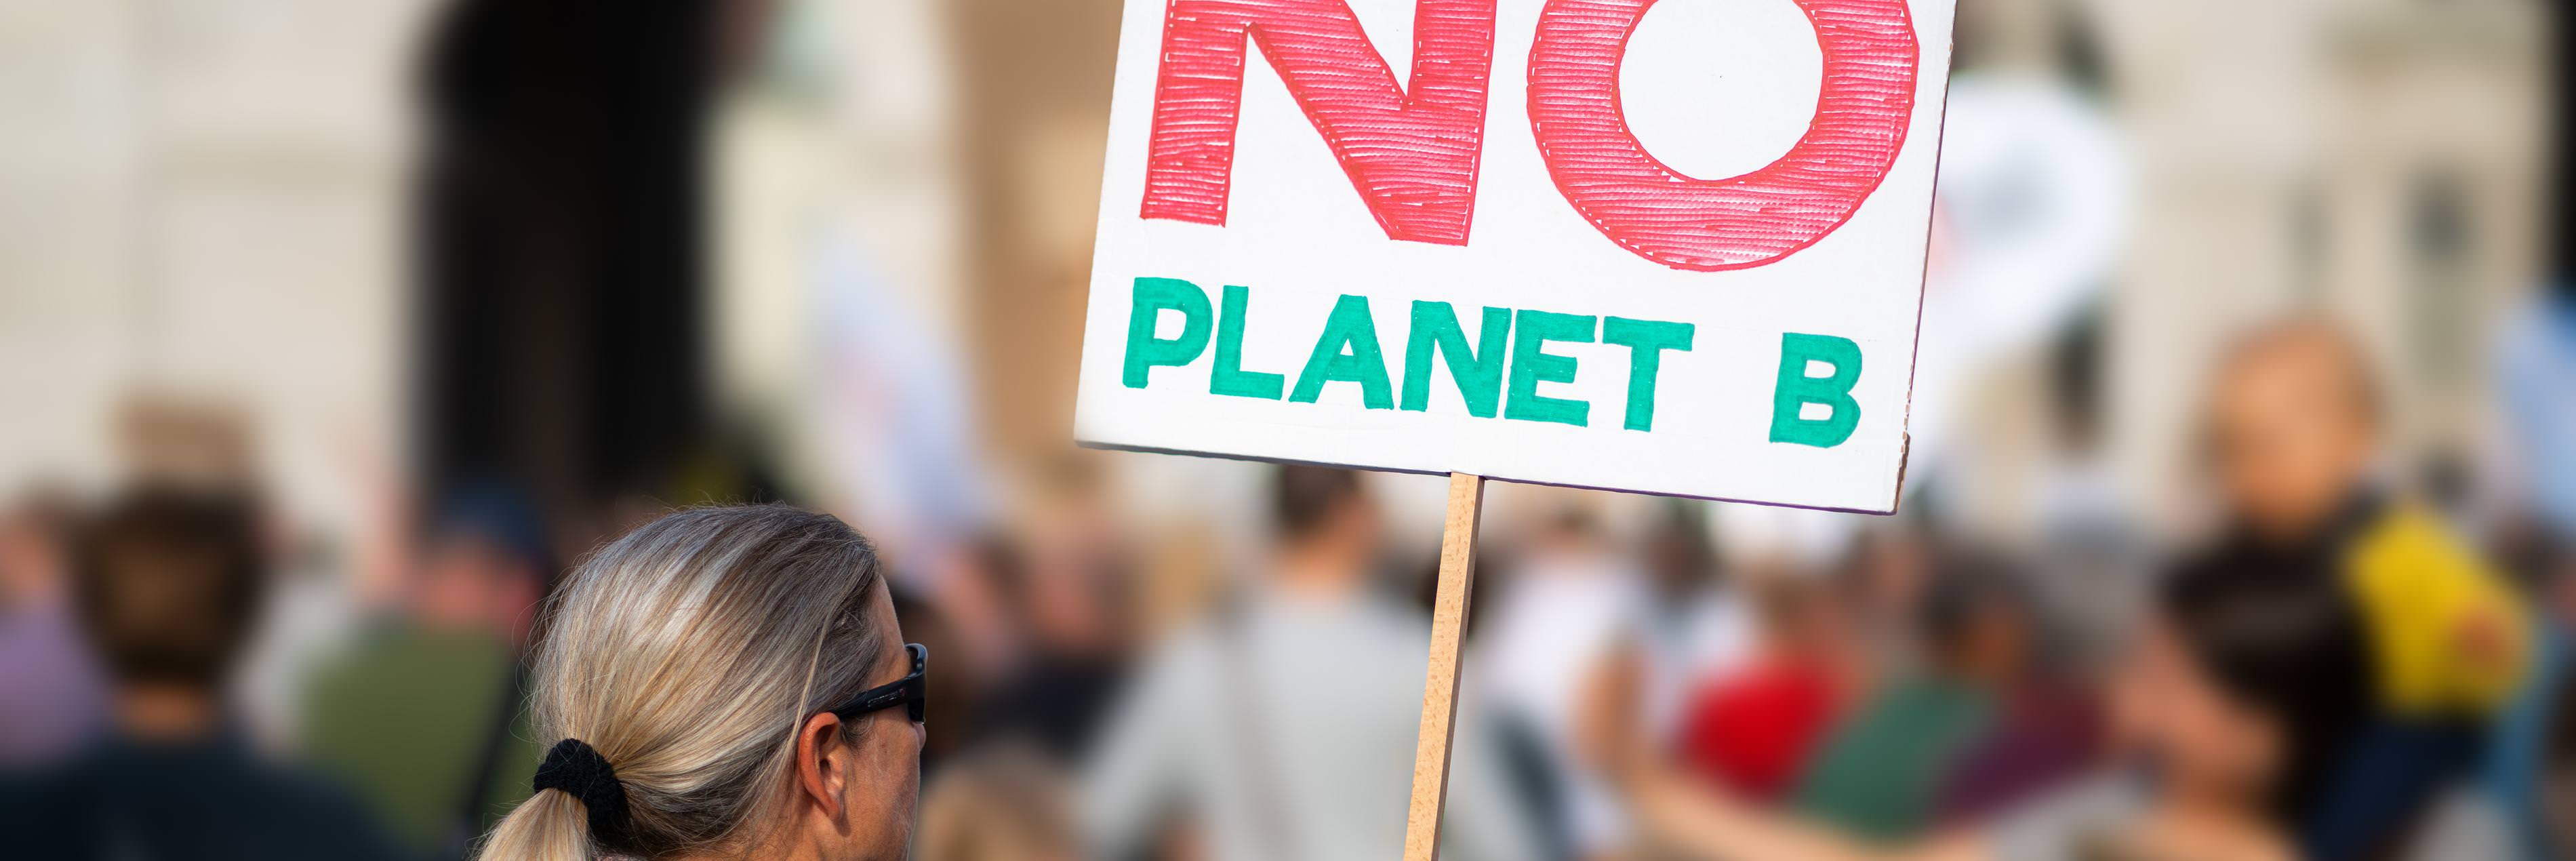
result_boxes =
[1401,472,1487,861]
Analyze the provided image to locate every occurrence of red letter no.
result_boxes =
[1529,0,1919,271]
[1139,0,1498,246]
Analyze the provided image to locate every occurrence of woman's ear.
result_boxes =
[794,712,852,822]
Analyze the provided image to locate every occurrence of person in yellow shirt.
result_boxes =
[2190,318,2528,859]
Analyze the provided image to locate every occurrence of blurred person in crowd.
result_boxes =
[916,529,1020,716]
[1634,500,1758,737]
[1,487,405,860]
[302,486,554,858]
[2191,319,2527,860]
[906,561,1085,861]
[2546,701,2576,861]
[1082,465,1534,861]
[0,490,111,769]
[1927,555,2101,826]
[2487,513,2576,860]
[100,395,340,752]
[1518,499,1761,858]
[1786,550,2072,843]
[893,581,978,778]
[1678,567,1855,803]
[1592,536,2507,861]
[477,505,924,861]
[976,500,1136,764]
[917,744,1080,861]
[2491,271,2576,859]
[910,452,1140,861]
[2507,532,2576,860]
[1845,525,1938,687]
[1474,493,1681,859]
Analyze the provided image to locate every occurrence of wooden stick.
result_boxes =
[1401,472,1486,861]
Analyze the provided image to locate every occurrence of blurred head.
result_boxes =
[413,487,555,645]
[887,586,973,769]
[1015,518,1130,662]
[1642,500,1719,595]
[2112,557,2366,818]
[1749,572,1840,660]
[71,487,266,698]
[1270,465,1377,563]
[0,491,73,608]
[480,506,920,861]
[414,532,548,644]
[2200,319,2383,543]
[1918,550,2042,688]
[1847,526,1931,626]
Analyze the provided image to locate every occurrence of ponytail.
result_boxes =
[472,504,890,860]
[479,790,594,861]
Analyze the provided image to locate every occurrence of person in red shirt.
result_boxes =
[1680,571,1853,801]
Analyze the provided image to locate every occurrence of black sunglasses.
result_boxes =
[829,643,927,724]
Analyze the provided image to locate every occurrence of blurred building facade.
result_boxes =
[0,0,2558,547]
[2084,0,2550,526]
[0,0,431,534]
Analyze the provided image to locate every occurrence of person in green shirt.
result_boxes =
[1793,557,2044,842]
[302,490,552,859]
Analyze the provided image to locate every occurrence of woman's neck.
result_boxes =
[672,836,822,861]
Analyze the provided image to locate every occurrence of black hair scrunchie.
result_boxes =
[533,738,633,845]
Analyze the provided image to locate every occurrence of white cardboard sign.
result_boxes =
[1074,0,1956,513]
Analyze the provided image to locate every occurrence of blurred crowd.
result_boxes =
[7,311,2576,861]
[5,0,2576,860]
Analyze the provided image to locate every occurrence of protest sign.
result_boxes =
[1072,0,1956,854]
[1078,0,1954,515]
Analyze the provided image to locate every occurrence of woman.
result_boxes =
[1592,550,2391,861]
[479,506,925,860]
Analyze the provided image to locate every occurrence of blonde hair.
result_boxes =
[479,505,890,860]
